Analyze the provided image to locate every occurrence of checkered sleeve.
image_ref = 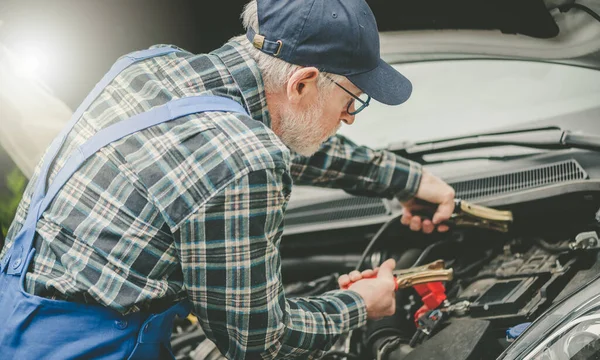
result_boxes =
[291,134,423,200]
[174,167,367,359]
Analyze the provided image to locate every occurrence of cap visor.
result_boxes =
[347,58,412,105]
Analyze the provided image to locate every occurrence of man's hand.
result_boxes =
[401,169,455,234]
[338,259,397,319]
[338,268,379,289]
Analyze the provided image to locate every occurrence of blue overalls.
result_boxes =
[0,47,248,359]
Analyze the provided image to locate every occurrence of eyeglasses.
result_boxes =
[325,77,371,115]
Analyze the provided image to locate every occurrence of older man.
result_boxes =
[0,0,454,359]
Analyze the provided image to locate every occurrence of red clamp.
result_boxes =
[413,282,447,325]
[342,260,453,291]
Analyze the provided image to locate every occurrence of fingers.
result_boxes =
[410,216,421,232]
[339,268,379,289]
[377,258,396,277]
[403,215,449,233]
[401,207,412,226]
[437,224,450,232]
[401,169,456,233]
[432,198,455,225]
[361,269,376,278]
[349,270,362,282]
[401,199,452,233]
[338,274,350,289]
[400,214,411,226]
[377,258,397,291]
[422,219,434,234]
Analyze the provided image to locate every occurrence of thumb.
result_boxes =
[377,258,396,279]
[432,199,455,224]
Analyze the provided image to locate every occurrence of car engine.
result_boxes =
[170,182,600,360]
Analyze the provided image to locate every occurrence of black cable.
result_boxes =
[286,273,337,297]
[411,238,460,268]
[559,3,600,23]
[408,330,425,348]
[445,281,461,299]
[354,214,459,272]
[534,237,571,253]
[301,274,338,296]
[321,350,360,359]
[409,242,439,268]
[355,214,401,271]
[410,230,465,268]
[454,249,496,277]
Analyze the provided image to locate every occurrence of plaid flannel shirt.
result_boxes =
[1,40,422,358]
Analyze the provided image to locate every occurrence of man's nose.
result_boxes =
[342,113,355,125]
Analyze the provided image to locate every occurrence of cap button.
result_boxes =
[114,319,128,330]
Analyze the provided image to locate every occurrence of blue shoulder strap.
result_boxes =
[2,46,180,273]
[30,47,182,216]
[3,47,249,275]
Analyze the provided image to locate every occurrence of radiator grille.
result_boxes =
[450,159,588,201]
[285,159,587,229]
[285,197,388,227]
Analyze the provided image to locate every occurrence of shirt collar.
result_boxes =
[211,40,272,129]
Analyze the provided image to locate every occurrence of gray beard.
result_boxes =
[278,97,339,157]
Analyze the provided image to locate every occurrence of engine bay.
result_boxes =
[170,189,600,360]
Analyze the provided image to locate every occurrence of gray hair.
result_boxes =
[232,0,344,93]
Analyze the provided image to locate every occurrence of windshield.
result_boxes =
[338,60,600,149]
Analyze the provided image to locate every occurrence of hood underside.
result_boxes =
[376,0,600,69]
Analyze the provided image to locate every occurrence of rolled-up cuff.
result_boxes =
[321,290,368,333]
[394,160,422,202]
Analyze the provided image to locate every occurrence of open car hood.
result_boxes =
[286,0,600,216]
[376,0,600,69]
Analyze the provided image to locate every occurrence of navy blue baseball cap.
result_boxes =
[246,0,412,105]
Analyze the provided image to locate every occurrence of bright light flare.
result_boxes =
[13,50,43,78]
[3,43,47,79]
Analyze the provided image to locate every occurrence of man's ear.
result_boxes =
[286,67,320,104]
